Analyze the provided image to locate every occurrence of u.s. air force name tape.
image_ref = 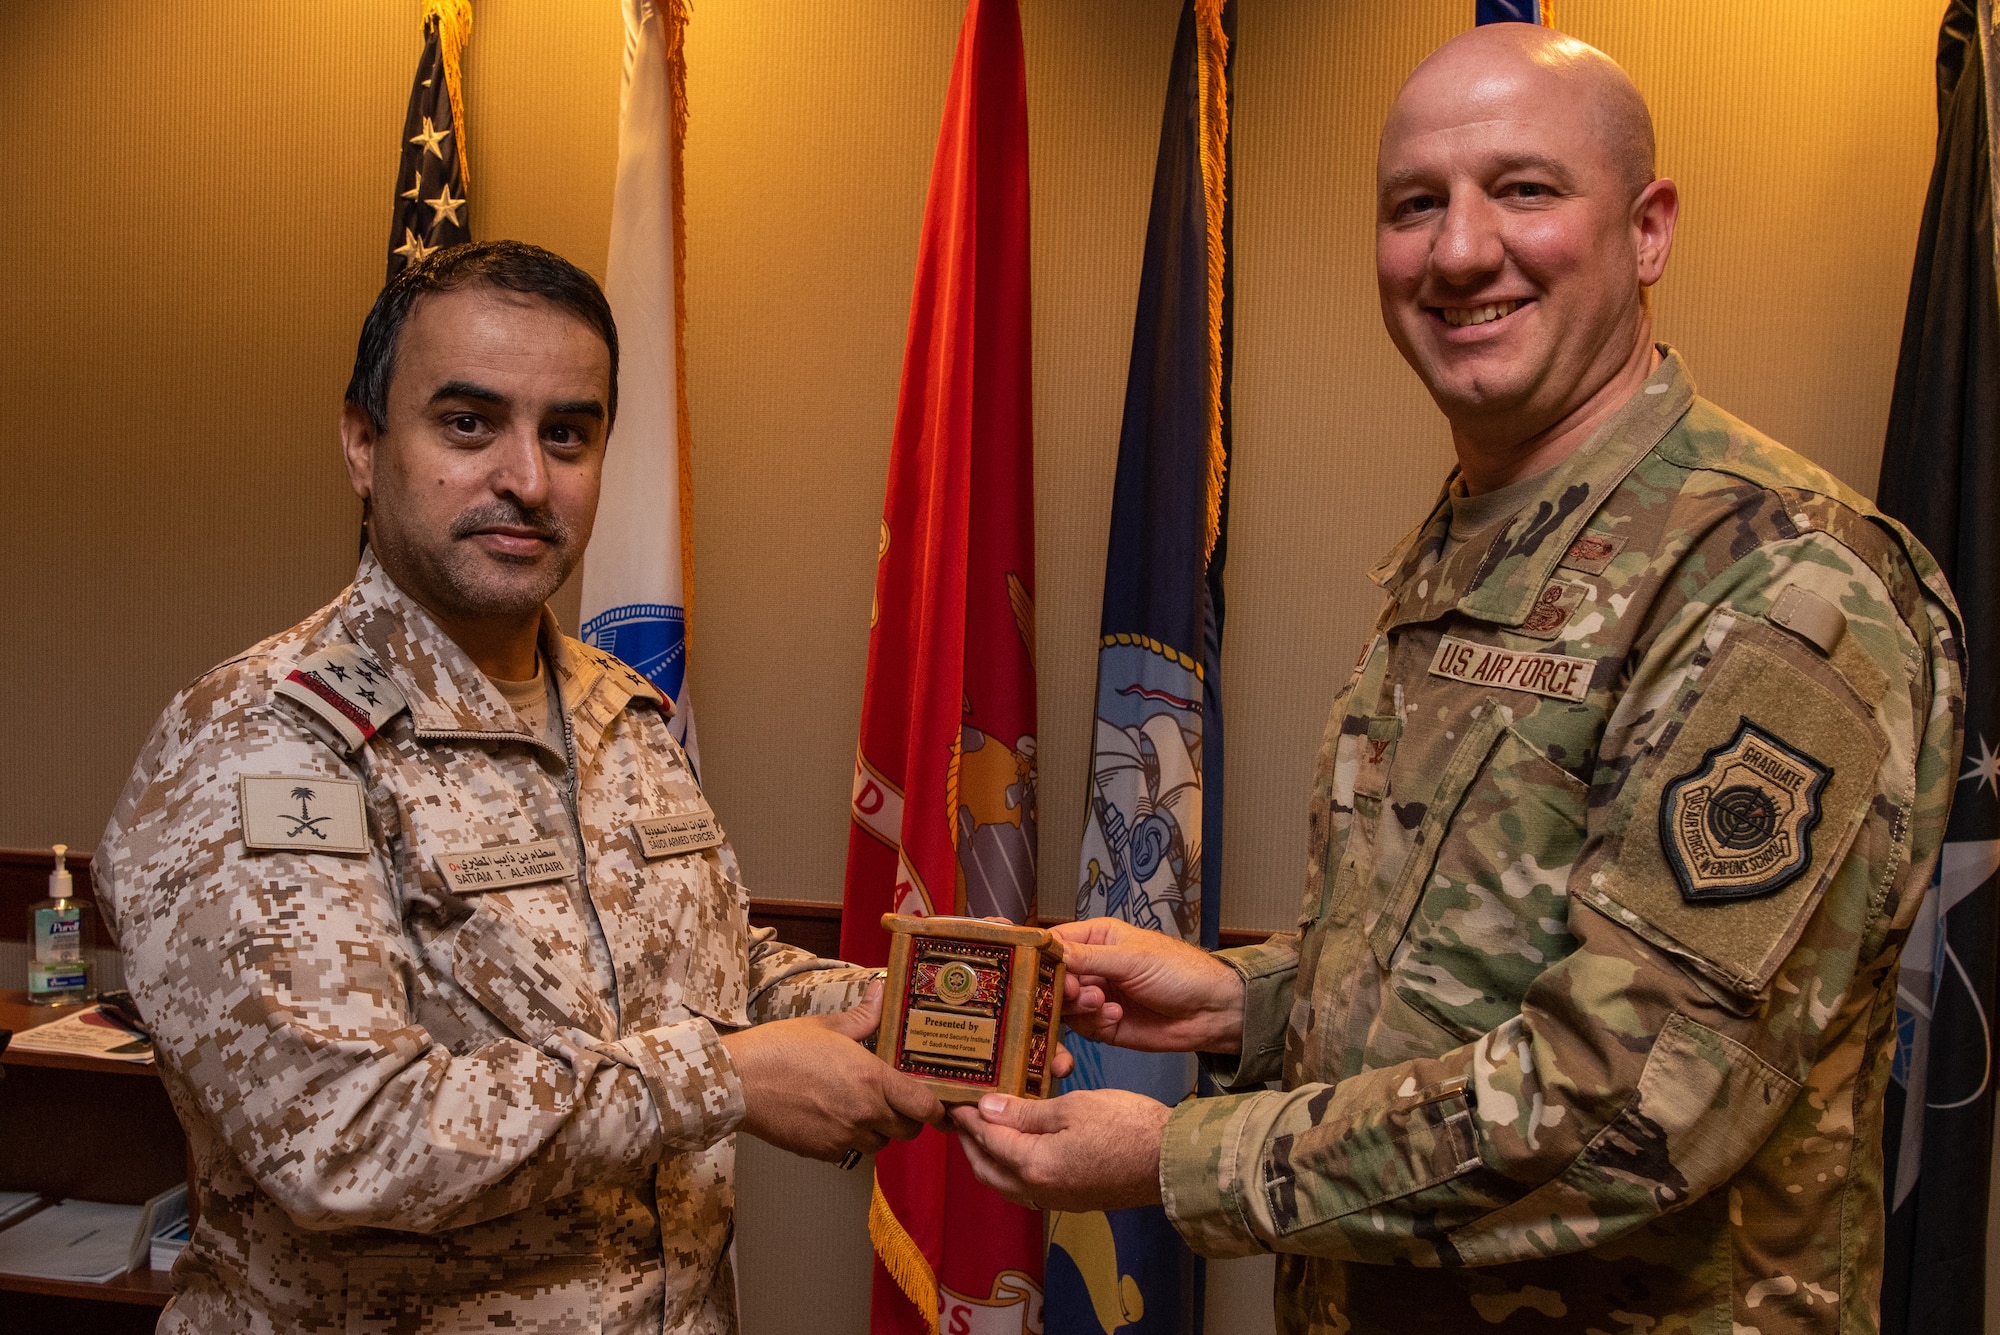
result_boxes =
[239,775,369,855]
[434,839,576,894]
[1428,635,1596,701]
[632,807,723,859]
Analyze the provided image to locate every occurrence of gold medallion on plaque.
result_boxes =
[874,914,1067,1102]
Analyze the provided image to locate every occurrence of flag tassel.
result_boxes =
[422,0,474,188]
[869,1175,940,1335]
[1193,0,1229,566]
[661,0,697,653]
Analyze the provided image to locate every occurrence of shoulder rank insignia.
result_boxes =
[274,644,408,751]
[1660,717,1829,903]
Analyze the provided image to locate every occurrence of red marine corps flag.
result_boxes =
[838,0,1041,1332]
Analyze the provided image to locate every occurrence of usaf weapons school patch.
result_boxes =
[1586,624,1886,997]
[1661,719,1828,903]
[240,775,369,855]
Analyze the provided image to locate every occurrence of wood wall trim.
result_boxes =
[0,850,1269,953]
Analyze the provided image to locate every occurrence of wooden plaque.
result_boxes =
[875,914,1066,1102]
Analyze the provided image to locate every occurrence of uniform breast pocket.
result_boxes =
[1375,705,1588,1042]
[662,852,751,1030]
[451,892,615,1046]
[1304,711,1402,929]
[345,1253,601,1334]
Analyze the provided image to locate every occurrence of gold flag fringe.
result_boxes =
[1193,0,1229,567]
[661,0,697,655]
[422,0,473,189]
[870,1174,941,1334]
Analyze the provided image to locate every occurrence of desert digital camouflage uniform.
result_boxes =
[95,551,877,1335]
[1159,349,1965,1334]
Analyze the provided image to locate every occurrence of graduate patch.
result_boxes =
[1660,718,1829,904]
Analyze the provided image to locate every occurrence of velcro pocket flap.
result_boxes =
[1263,1081,1480,1236]
[1368,702,1510,969]
[1589,622,1888,998]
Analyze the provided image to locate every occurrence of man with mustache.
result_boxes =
[954,24,1966,1333]
[95,241,944,1334]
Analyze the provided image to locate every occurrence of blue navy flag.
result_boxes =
[1474,0,1551,23]
[386,0,472,278]
[1053,2,1231,1332]
[1878,3,2000,1332]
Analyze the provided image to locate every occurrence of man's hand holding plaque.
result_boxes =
[949,917,1248,1211]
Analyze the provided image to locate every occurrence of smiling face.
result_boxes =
[340,284,611,634]
[1375,28,1674,454]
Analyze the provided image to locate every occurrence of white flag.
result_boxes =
[581,0,699,767]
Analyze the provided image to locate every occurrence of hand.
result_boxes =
[721,983,944,1163]
[1053,918,1245,1054]
[950,1089,1169,1212]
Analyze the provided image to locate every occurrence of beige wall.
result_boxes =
[0,2,1962,1332]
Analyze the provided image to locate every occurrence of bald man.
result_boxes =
[953,24,1966,1333]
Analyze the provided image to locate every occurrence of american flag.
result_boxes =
[387,1,472,277]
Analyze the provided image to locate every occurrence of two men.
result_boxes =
[96,243,945,1333]
[957,24,1966,1335]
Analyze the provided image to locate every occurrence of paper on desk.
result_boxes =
[0,1192,37,1227]
[0,1198,143,1282]
[6,1004,153,1063]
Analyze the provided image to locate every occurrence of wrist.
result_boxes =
[1199,967,1247,1054]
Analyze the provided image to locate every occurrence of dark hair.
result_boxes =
[344,240,620,434]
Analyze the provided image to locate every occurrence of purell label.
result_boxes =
[33,908,82,961]
[434,839,577,894]
[28,965,88,994]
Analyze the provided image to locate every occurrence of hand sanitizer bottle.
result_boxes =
[27,843,91,1005]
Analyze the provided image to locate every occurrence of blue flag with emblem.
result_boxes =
[1052,3,1230,1333]
[580,0,700,769]
[1877,2,2000,1330]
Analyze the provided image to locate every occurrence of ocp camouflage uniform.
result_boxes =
[1161,350,1965,1334]
[96,552,876,1334]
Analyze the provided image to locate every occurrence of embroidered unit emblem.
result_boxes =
[239,775,369,855]
[1519,578,1589,639]
[1558,530,1627,575]
[1660,717,1830,903]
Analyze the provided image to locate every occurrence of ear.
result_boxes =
[1632,177,1679,289]
[339,400,379,502]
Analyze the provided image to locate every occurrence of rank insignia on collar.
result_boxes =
[1661,717,1829,904]
[1559,530,1626,576]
